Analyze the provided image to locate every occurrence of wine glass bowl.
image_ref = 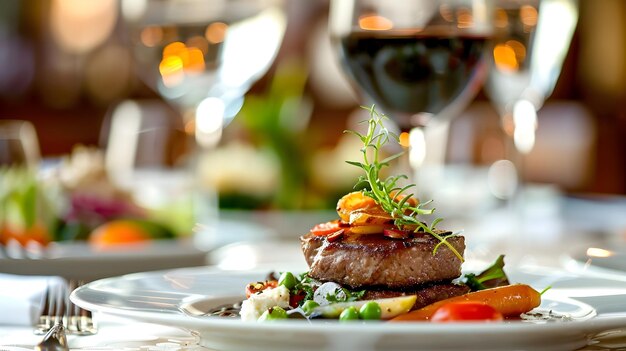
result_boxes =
[485,0,578,154]
[330,0,494,130]
[121,0,286,147]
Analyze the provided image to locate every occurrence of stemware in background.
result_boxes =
[329,0,494,201]
[120,0,286,149]
[0,120,40,170]
[102,99,195,237]
[119,0,286,249]
[484,0,579,199]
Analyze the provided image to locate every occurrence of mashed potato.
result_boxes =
[240,285,290,321]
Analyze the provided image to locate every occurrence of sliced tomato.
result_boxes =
[431,302,504,322]
[289,291,306,308]
[245,280,278,298]
[310,220,344,236]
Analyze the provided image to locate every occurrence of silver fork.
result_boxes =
[65,280,97,335]
[35,280,97,336]
[1,241,97,336]
[34,281,69,351]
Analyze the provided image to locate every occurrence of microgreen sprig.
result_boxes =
[345,105,463,261]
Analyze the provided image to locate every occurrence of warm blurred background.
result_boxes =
[1,0,626,249]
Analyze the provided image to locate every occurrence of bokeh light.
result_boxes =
[50,0,117,54]
[159,41,207,86]
[205,22,228,44]
[495,8,508,28]
[456,7,473,29]
[358,15,393,31]
[140,26,164,47]
[520,5,538,28]
[493,43,518,71]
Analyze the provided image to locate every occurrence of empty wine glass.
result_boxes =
[121,0,287,148]
[120,0,286,248]
[484,0,578,192]
[329,0,494,200]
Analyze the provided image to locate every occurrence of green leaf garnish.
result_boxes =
[463,255,510,291]
[325,287,366,303]
[344,105,463,261]
[295,272,319,305]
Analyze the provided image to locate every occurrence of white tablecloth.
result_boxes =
[0,314,213,351]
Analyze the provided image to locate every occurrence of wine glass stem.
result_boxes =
[408,121,451,200]
[507,99,538,200]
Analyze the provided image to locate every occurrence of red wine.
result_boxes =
[339,32,488,128]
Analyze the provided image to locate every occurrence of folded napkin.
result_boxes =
[0,273,64,326]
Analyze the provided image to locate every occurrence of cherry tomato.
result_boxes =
[310,220,344,236]
[431,302,504,322]
[245,280,278,298]
[289,292,305,308]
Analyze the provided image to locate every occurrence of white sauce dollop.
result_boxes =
[313,282,345,306]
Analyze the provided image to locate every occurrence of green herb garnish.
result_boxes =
[326,287,366,303]
[345,105,463,261]
[295,272,319,305]
[462,255,510,291]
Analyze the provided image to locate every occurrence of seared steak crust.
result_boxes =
[362,282,471,310]
[300,232,465,288]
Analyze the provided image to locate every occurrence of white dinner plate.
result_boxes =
[71,264,626,351]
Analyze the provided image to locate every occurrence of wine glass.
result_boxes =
[484,0,578,190]
[121,0,287,148]
[120,0,286,248]
[329,0,494,200]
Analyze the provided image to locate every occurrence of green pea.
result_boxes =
[258,306,288,321]
[359,301,381,320]
[339,306,359,321]
[278,272,297,290]
[301,300,320,315]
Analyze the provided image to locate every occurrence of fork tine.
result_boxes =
[35,279,98,335]
[67,280,97,335]
[35,283,52,334]
[35,280,69,351]
[34,278,65,334]
[57,280,67,326]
